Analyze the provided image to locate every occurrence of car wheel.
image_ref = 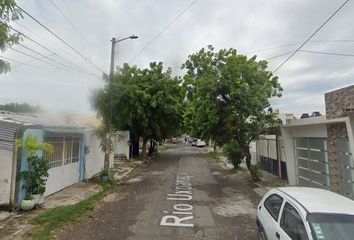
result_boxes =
[258,225,268,240]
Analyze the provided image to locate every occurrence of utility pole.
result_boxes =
[104,38,116,168]
[105,35,138,169]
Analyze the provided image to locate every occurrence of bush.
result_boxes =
[249,163,263,182]
[223,140,244,170]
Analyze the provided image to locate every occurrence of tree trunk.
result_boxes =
[240,143,251,169]
[213,143,217,153]
[142,138,147,156]
[148,139,156,156]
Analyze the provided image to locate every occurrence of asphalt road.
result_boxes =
[59,144,261,240]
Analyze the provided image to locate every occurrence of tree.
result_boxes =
[0,102,42,113]
[0,0,22,73]
[91,62,183,156]
[183,45,282,170]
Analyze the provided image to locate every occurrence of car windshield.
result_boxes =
[308,213,354,240]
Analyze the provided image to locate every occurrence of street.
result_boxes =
[58,144,261,240]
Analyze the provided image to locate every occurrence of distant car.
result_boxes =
[257,187,354,240]
[171,138,177,144]
[196,139,206,147]
[191,139,198,146]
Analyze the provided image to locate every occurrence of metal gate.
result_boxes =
[295,138,330,189]
[43,136,81,196]
[338,137,354,199]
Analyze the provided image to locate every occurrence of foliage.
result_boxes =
[0,0,23,73]
[0,102,42,113]
[100,168,110,177]
[18,156,49,195]
[91,62,184,156]
[17,133,53,198]
[182,45,282,171]
[29,182,114,240]
[249,163,263,182]
[223,140,243,170]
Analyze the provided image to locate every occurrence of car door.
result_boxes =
[276,201,310,240]
[258,193,284,239]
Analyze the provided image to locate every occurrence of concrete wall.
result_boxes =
[0,149,14,206]
[113,131,130,159]
[83,130,105,179]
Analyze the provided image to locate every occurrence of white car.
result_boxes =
[257,187,354,240]
[196,139,206,147]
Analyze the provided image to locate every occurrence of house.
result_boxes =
[0,112,130,209]
[281,85,354,199]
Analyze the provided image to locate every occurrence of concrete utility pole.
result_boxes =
[105,35,138,168]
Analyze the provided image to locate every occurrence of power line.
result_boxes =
[273,0,351,73]
[16,4,106,74]
[129,0,200,63]
[18,43,79,71]
[0,55,51,70]
[10,47,74,72]
[300,49,354,57]
[47,0,106,64]
[10,26,101,77]
[266,50,294,61]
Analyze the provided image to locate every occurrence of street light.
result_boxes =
[105,35,138,168]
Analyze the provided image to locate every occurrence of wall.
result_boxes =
[0,149,13,206]
[113,131,130,159]
[82,130,105,179]
[325,86,354,192]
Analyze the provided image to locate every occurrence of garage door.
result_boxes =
[295,138,330,189]
[338,137,354,199]
[43,136,81,196]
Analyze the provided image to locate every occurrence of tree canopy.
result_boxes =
[91,62,183,155]
[0,102,42,113]
[0,0,22,73]
[182,45,282,169]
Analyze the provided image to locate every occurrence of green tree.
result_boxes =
[0,102,42,113]
[91,62,183,156]
[0,0,22,73]
[183,45,282,170]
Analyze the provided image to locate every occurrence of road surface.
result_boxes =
[59,144,261,240]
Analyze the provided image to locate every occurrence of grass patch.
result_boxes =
[208,151,220,162]
[28,182,114,240]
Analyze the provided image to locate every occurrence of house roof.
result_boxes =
[0,112,100,130]
[282,115,349,127]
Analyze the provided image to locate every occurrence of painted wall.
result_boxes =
[0,148,14,206]
[18,129,44,205]
[281,124,328,185]
[113,131,130,159]
[82,130,105,179]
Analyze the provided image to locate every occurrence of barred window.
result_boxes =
[44,136,81,168]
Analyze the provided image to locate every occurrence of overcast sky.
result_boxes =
[1,0,353,117]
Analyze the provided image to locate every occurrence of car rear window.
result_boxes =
[264,194,283,221]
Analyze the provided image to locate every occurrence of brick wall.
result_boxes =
[325,85,354,119]
[325,85,353,192]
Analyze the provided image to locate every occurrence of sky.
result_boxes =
[1,0,354,117]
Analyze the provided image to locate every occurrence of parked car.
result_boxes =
[191,139,198,146]
[257,187,354,240]
[196,139,206,147]
[171,138,177,144]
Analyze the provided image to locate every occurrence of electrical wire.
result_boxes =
[129,0,200,63]
[16,4,107,74]
[0,55,51,70]
[300,49,354,57]
[10,26,101,78]
[273,0,351,73]
[47,0,106,64]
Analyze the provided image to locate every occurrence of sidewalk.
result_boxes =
[207,149,288,197]
[0,158,139,240]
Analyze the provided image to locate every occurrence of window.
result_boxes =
[44,136,81,168]
[264,194,283,221]
[280,202,308,240]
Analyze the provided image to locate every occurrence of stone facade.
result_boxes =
[325,85,354,119]
[325,85,353,193]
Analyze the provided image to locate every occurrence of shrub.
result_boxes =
[223,140,244,170]
[249,163,263,182]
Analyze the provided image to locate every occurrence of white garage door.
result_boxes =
[295,138,330,189]
[43,136,81,196]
